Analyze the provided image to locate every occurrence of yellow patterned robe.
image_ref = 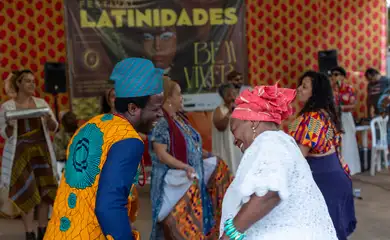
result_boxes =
[45,114,141,240]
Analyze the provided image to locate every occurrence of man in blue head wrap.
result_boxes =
[46,58,164,240]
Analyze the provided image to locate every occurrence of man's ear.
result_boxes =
[127,103,139,116]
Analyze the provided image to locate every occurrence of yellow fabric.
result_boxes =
[44,114,142,240]
[128,185,139,223]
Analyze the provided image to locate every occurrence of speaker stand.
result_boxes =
[52,85,60,121]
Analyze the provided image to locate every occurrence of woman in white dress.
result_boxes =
[212,83,242,174]
[330,66,361,175]
[219,84,337,240]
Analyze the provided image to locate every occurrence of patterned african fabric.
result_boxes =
[205,159,232,236]
[127,185,139,224]
[334,81,356,106]
[159,159,232,240]
[288,111,351,176]
[45,114,143,240]
[0,97,59,217]
[149,116,216,239]
[6,125,57,217]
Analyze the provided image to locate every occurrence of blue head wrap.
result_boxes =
[110,58,164,98]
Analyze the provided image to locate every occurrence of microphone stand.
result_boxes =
[53,85,59,122]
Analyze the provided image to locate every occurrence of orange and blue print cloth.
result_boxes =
[110,58,164,98]
[45,114,144,240]
[160,159,232,240]
[289,111,351,177]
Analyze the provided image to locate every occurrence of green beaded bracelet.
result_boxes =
[223,218,246,240]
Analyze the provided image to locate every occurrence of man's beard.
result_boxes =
[136,121,152,134]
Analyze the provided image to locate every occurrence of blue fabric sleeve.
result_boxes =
[149,118,170,145]
[95,138,144,240]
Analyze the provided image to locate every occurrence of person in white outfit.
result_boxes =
[227,70,252,94]
[219,84,337,240]
[212,83,242,174]
[330,66,361,175]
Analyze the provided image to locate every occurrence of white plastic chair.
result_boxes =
[370,115,389,176]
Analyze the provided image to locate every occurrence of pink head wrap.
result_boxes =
[231,83,296,125]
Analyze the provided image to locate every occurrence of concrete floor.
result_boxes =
[0,171,389,240]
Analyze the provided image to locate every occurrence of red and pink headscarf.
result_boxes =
[231,83,296,125]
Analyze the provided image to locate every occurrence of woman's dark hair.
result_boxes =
[218,83,235,98]
[62,111,78,134]
[115,96,150,113]
[298,71,342,132]
[227,71,241,82]
[11,69,33,92]
[364,68,380,78]
[101,97,111,113]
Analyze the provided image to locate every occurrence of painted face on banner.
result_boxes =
[142,27,177,70]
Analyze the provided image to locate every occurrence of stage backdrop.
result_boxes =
[0,0,387,155]
[64,0,247,112]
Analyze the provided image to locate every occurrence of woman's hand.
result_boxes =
[219,233,229,240]
[43,113,51,122]
[184,165,196,180]
[202,149,213,159]
[44,113,57,131]
[227,101,235,113]
[5,120,14,138]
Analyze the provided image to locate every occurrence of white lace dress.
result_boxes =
[220,131,338,240]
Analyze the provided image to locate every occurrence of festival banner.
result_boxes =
[64,0,247,111]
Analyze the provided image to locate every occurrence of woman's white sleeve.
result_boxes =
[238,142,291,203]
[0,104,10,139]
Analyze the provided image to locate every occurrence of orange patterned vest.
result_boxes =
[45,114,141,240]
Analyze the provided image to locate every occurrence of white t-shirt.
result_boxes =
[220,131,337,240]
